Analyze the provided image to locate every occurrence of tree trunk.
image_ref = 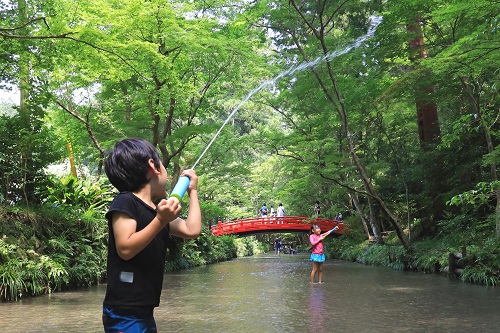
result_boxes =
[367,195,384,244]
[66,142,77,178]
[17,0,33,206]
[407,17,441,146]
[349,191,383,243]
[407,16,442,227]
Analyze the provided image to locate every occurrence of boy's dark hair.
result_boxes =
[104,138,162,192]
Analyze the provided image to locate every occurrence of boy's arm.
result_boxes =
[169,169,202,239]
[112,198,180,261]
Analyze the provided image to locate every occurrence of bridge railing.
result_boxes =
[210,216,346,236]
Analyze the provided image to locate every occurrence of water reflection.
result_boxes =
[1,254,499,332]
[308,285,327,333]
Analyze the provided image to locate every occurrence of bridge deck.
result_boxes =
[210,216,346,236]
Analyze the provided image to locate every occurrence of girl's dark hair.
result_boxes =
[104,138,162,192]
[310,224,319,234]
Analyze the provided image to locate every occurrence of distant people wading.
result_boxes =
[274,237,282,256]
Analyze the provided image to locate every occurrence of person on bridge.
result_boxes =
[309,224,330,283]
[276,203,285,224]
[259,203,269,218]
[102,138,202,333]
[314,201,321,217]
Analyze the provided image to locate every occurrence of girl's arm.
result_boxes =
[320,232,330,238]
[309,234,322,246]
[320,226,339,238]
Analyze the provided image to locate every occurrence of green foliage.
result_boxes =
[0,237,70,301]
[447,182,500,207]
[0,260,25,301]
[410,252,446,273]
[42,175,114,215]
[164,233,240,272]
[355,245,407,271]
[0,114,63,205]
[2,0,500,295]
[461,265,500,287]
[0,205,107,301]
[199,201,227,224]
[330,217,500,286]
[459,239,500,286]
[234,236,266,257]
[409,240,451,272]
[437,212,495,245]
[328,236,368,262]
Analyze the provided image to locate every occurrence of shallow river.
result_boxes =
[1,253,499,332]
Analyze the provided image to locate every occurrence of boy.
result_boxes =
[102,138,201,332]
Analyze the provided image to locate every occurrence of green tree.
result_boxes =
[254,1,413,249]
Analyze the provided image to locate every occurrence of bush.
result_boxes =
[461,264,500,286]
[0,205,107,301]
[164,233,239,272]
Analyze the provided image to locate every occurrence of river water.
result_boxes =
[1,253,499,332]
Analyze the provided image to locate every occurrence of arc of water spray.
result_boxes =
[191,15,383,170]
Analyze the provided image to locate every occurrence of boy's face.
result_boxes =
[152,162,169,199]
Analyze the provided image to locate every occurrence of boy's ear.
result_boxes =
[147,159,160,174]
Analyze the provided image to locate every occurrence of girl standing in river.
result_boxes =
[309,224,331,283]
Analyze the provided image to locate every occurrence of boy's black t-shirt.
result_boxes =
[103,192,172,310]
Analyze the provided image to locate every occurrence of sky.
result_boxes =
[0,84,19,105]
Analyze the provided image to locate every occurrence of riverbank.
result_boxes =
[0,205,266,301]
[1,206,498,302]
[327,231,500,287]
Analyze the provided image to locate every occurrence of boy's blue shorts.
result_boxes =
[102,307,157,333]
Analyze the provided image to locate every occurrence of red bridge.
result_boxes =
[210,216,347,236]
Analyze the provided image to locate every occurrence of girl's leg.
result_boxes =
[310,262,319,283]
[317,262,323,283]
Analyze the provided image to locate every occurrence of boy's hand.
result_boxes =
[156,197,182,225]
[182,169,198,193]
